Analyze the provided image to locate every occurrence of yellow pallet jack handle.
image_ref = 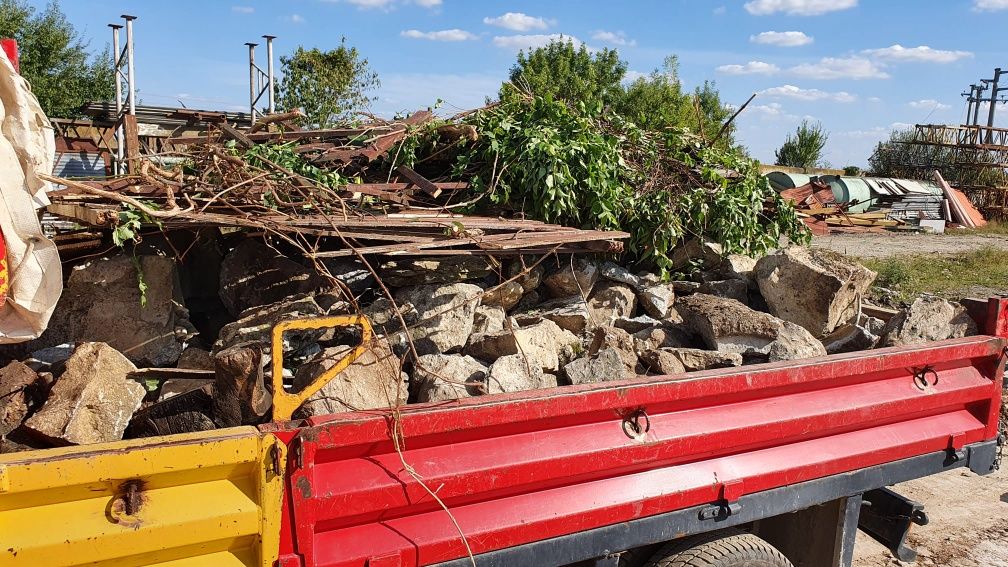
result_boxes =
[270,315,373,422]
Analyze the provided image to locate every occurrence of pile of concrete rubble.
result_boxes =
[0,234,978,451]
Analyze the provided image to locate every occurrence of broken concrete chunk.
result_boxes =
[220,239,326,317]
[587,281,637,326]
[639,283,676,318]
[588,326,639,373]
[159,377,215,401]
[543,258,599,298]
[395,283,482,355]
[297,338,406,416]
[28,255,196,367]
[379,256,494,287]
[482,281,525,310]
[23,343,74,373]
[769,322,829,362]
[880,297,978,347]
[601,261,642,289]
[362,297,418,331]
[319,257,375,296]
[662,348,742,371]
[23,343,145,445]
[515,297,591,335]
[0,362,44,436]
[677,294,825,362]
[488,354,555,394]
[614,314,661,334]
[638,349,686,375]
[755,246,876,339]
[472,305,506,336]
[413,354,488,402]
[671,280,702,294]
[699,279,749,304]
[506,258,544,293]
[671,238,723,271]
[719,254,758,282]
[822,316,882,355]
[563,348,629,385]
[215,294,325,354]
[632,326,693,353]
[177,346,215,370]
[467,319,580,372]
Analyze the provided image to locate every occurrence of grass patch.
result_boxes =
[861,247,1008,303]
[947,221,1008,237]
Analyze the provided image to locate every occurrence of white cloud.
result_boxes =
[483,12,549,31]
[908,99,951,110]
[414,0,442,6]
[492,34,583,51]
[974,0,1008,11]
[716,61,780,75]
[343,0,394,8]
[713,6,727,15]
[592,30,636,47]
[744,0,857,16]
[891,122,915,130]
[759,84,857,102]
[862,44,973,64]
[838,127,888,139]
[622,70,648,83]
[790,57,889,80]
[748,102,799,121]
[750,31,813,47]
[288,13,305,23]
[231,5,254,14]
[868,96,882,103]
[401,29,478,41]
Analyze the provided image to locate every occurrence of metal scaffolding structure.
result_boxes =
[245,35,276,122]
[108,14,137,175]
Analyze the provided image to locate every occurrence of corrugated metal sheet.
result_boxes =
[52,151,105,179]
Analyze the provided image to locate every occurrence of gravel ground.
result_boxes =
[811,233,1008,258]
[853,465,1008,566]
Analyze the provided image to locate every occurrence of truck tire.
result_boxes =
[644,529,793,567]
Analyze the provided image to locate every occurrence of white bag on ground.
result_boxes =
[0,49,62,342]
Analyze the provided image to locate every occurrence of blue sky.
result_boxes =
[32,0,1008,166]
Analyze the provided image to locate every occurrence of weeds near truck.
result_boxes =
[863,247,1008,303]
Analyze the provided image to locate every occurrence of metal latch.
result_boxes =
[699,479,743,521]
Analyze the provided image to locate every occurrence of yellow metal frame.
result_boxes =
[0,427,286,567]
[270,314,373,422]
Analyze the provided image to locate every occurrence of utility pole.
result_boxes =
[981,68,1007,142]
[962,84,979,125]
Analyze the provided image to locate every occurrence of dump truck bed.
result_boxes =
[2,298,1006,567]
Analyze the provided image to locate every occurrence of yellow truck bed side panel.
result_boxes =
[0,427,284,567]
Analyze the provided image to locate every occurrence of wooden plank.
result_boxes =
[395,166,441,198]
[123,114,140,174]
[217,122,254,149]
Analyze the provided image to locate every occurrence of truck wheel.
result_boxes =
[644,529,793,567]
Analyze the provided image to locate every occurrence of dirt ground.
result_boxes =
[812,232,1008,258]
[852,466,1008,566]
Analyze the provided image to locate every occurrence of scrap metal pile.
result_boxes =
[42,109,628,260]
[770,170,987,235]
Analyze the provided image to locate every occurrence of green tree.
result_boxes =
[277,40,379,128]
[615,56,734,144]
[775,120,829,169]
[503,39,626,109]
[0,0,113,118]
